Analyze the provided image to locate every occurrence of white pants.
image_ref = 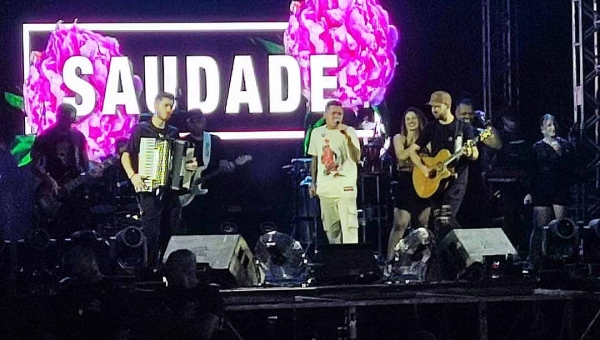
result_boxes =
[319,196,359,244]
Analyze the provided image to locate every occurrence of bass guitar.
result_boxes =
[179,155,253,207]
[36,156,118,220]
[412,127,492,198]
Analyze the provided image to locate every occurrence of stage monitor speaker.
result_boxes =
[440,228,518,280]
[164,234,262,287]
[312,244,381,285]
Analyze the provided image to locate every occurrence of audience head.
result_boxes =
[165,249,199,289]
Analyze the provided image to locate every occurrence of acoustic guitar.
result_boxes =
[412,127,493,198]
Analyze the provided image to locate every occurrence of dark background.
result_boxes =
[0,0,574,235]
[0,0,573,138]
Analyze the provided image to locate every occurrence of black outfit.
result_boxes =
[126,121,181,266]
[457,121,495,229]
[392,138,429,218]
[181,133,228,235]
[31,126,90,236]
[415,118,475,228]
[530,138,574,207]
[415,118,475,281]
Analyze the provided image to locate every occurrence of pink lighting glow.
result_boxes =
[284,0,399,109]
[24,22,138,162]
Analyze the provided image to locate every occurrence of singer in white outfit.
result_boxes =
[308,100,361,244]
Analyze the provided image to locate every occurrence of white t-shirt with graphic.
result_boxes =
[308,125,360,198]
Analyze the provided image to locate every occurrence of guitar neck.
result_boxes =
[62,157,116,193]
[198,168,224,184]
[442,135,483,167]
[63,175,88,193]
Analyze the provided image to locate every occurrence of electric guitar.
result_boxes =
[36,156,118,220]
[179,155,253,207]
[412,127,493,199]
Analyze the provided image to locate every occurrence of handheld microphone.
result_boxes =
[334,119,346,134]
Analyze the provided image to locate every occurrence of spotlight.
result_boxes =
[28,228,51,250]
[18,229,61,279]
[114,226,147,270]
[259,221,277,234]
[254,231,306,285]
[542,218,579,260]
[581,219,600,263]
[220,221,238,234]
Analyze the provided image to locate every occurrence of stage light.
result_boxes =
[581,219,600,263]
[542,218,579,260]
[114,226,147,270]
[254,230,306,285]
[18,229,61,279]
[219,221,239,234]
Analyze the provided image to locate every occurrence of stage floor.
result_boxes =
[221,282,600,340]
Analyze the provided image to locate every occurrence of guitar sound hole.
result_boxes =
[429,169,437,178]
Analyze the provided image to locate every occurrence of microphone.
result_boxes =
[334,119,346,134]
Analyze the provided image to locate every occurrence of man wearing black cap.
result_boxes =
[408,91,479,233]
[180,109,234,234]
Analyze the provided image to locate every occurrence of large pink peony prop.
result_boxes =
[285,0,399,109]
[24,22,140,162]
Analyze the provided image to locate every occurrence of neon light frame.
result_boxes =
[22,22,375,140]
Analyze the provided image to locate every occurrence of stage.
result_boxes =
[221,281,600,340]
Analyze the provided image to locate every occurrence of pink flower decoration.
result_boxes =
[284,0,399,109]
[24,22,139,162]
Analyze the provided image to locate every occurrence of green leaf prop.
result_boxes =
[252,38,285,55]
[10,134,36,167]
[4,92,24,110]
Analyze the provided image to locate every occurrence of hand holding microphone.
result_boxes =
[334,119,347,135]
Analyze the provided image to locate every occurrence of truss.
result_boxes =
[482,0,520,123]
[572,0,600,221]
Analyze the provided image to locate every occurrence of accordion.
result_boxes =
[138,137,195,192]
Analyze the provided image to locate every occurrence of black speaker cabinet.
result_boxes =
[164,234,262,287]
[312,244,382,285]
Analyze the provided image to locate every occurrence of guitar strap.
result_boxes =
[203,131,211,168]
[453,118,464,153]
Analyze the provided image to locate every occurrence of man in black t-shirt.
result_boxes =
[408,91,479,280]
[121,92,195,267]
[454,96,502,230]
[409,91,479,233]
[180,110,234,234]
[31,103,94,235]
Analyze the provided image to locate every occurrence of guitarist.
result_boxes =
[31,103,97,236]
[408,91,479,235]
[180,110,235,234]
[408,91,479,281]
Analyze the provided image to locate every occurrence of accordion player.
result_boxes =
[138,137,196,192]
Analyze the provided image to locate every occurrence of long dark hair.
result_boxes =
[400,107,427,136]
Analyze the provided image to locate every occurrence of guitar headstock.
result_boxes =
[478,126,494,141]
[235,155,253,166]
